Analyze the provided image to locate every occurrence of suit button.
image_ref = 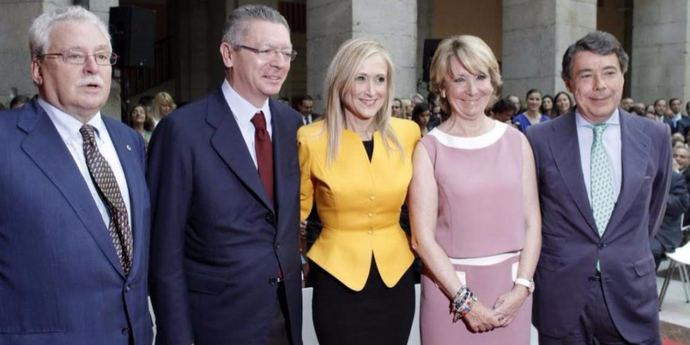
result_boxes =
[275,241,281,249]
[265,213,275,223]
[124,284,131,293]
[121,327,129,335]
[599,243,607,249]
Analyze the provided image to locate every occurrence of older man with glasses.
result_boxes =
[147,4,303,345]
[0,6,152,345]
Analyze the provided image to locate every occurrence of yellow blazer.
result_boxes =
[298,117,420,291]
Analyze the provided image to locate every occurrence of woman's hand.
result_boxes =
[462,301,501,333]
[492,285,529,327]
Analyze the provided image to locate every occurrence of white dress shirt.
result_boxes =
[39,98,132,229]
[576,109,622,206]
[221,79,272,169]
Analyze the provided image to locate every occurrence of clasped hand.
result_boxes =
[462,285,528,333]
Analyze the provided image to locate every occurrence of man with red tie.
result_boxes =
[147,4,303,345]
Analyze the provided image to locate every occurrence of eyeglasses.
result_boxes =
[38,48,118,66]
[236,45,297,62]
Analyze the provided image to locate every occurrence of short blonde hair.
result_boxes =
[322,38,402,165]
[430,35,502,113]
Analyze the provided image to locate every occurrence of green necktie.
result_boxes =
[590,124,615,237]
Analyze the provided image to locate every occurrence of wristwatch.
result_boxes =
[514,278,535,293]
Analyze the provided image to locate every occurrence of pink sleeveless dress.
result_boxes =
[419,121,531,345]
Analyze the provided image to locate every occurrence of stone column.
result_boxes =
[631,0,690,104]
[0,0,69,105]
[306,0,417,113]
[0,0,120,117]
[502,0,596,99]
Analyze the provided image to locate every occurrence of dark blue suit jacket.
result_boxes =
[655,171,689,251]
[147,87,303,345]
[0,100,153,345]
[526,109,671,343]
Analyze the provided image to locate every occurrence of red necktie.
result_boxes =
[251,111,274,203]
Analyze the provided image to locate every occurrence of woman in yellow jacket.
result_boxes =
[298,38,420,345]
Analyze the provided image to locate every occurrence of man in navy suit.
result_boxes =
[527,31,671,345]
[147,4,302,345]
[0,6,152,345]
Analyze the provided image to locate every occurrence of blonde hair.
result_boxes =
[322,38,402,165]
[429,35,502,113]
[152,91,177,120]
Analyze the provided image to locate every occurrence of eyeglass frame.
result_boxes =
[235,44,297,62]
[36,48,118,66]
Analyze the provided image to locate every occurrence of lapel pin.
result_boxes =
[126,144,132,151]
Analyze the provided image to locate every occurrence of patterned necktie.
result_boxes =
[80,125,133,274]
[590,124,615,236]
[251,111,274,203]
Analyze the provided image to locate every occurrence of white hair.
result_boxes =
[29,6,111,58]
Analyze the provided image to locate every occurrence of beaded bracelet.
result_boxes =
[451,286,477,322]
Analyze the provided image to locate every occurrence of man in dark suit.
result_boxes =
[297,94,320,125]
[147,4,302,345]
[651,170,689,268]
[527,31,671,345]
[0,6,152,345]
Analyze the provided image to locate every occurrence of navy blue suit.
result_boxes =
[147,87,303,345]
[527,109,671,343]
[0,100,153,345]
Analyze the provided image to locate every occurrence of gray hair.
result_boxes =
[561,31,629,82]
[221,4,289,47]
[29,6,111,59]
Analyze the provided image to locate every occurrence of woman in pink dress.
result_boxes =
[408,35,542,344]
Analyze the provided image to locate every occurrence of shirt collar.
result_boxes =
[38,97,107,141]
[221,79,271,125]
[575,108,620,128]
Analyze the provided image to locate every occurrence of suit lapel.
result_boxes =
[104,119,145,278]
[549,113,599,238]
[271,100,296,221]
[19,102,125,277]
[207,88,274,212]
[603,111,648,239]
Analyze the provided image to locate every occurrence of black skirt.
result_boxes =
[311,257,415,345]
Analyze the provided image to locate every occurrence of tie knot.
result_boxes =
[592,123,608,141]
[80,124,96,144]
[251,111,267,130]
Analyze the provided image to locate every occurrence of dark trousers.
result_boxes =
[538,273,661,345]
[264,282,292,345]
[311,258,415,345]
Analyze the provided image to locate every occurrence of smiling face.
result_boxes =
[526,91,542,113]
[443,57,493,119]
[654,100,667,117]
[556,93,571,114]
[542,97,553,111]
[391,99,403,117]
[220,20,291,107]
[565,51,624,124]
[131,105,146,125]
[32,20,112,122]
[342,54,388,122]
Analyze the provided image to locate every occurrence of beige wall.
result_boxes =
[431,0,503,61]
